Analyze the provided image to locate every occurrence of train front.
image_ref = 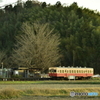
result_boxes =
[48,67,57,78]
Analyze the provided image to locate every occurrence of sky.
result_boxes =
[0,0,100,12]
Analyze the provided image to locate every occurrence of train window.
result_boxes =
[74,70,76,73]
[83,71,85,73]
[62,70,64,73]
[72,70,74,73]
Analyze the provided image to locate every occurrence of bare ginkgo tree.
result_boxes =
[12,22,61,71]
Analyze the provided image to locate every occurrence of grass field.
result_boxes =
[0,80,100,100]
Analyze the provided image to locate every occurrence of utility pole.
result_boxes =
[1,62,3,69]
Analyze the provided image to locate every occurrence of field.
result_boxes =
[0,80,100,100]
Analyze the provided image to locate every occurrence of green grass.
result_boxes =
[0,80,100,84]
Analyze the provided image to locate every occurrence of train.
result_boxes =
[48,66,94,79]
[0,66,94,80]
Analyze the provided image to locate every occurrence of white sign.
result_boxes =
[68,76,75,79]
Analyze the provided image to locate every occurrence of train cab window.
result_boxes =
[53,70,56,72]
[49,70,52,73]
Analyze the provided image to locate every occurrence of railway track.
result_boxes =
[0,77,51,81]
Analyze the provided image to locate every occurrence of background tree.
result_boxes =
[0,50,6,68]
[0,1,100,73]
[41,2,46,8]
[55,1,61,8]
[11,22,61,71]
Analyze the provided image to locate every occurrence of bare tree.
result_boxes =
[12,22,61,71]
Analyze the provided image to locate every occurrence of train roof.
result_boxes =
[49,66,93,69]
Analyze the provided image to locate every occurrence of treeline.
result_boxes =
[0,0,100,73]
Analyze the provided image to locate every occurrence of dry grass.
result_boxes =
[0,88,21,99]
[0,87,100,99]
[23,87,100,96]
[0,81,100,99]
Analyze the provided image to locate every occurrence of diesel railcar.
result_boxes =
[49,66,94,79]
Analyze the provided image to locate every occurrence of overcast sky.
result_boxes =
[0,0,100,12]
